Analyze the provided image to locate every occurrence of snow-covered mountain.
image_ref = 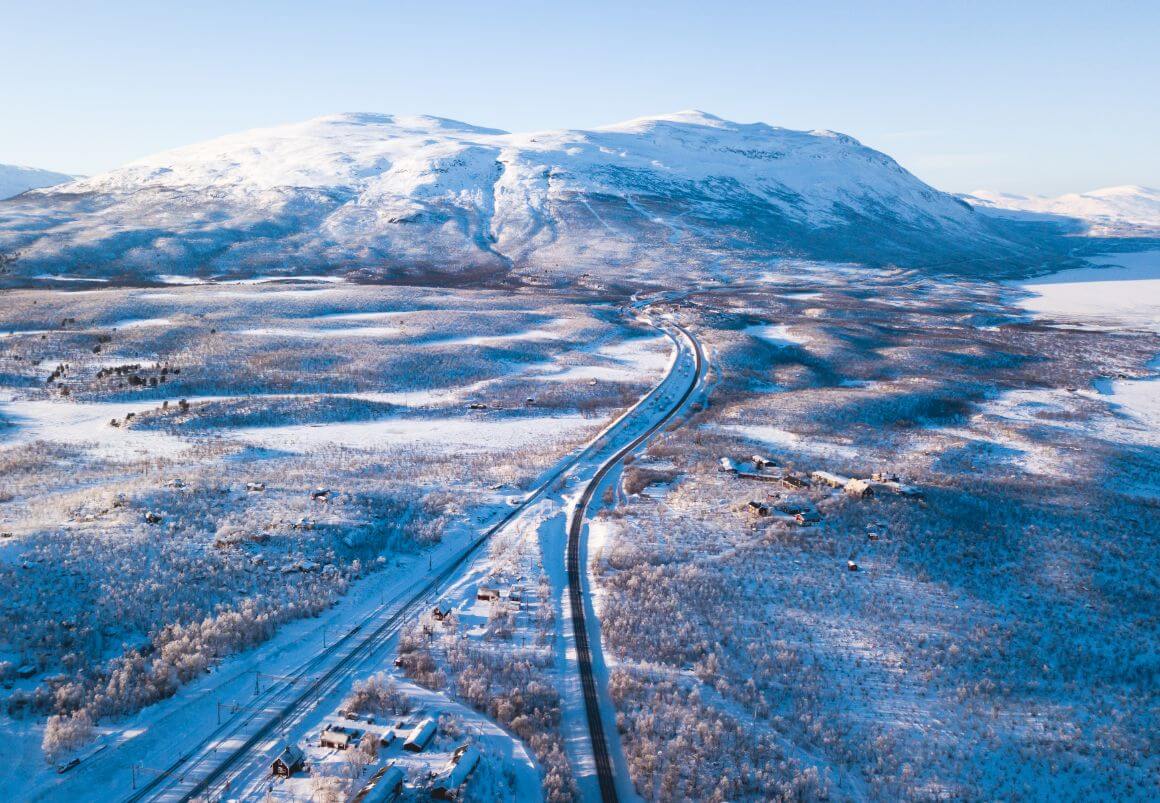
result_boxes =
[0,163,76,200]
[964,185,1160,236]
[0,111,1041,282]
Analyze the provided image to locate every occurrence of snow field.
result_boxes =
[586,274,1158,800]
[0,284,670,797]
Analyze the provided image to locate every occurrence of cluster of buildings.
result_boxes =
[271,712,480,800]
[721,453,922,528]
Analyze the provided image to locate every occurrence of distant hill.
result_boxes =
[963,185,1160,237]
[0,112,1055,283]
[0,163,76,200]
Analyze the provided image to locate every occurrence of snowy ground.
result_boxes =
[0,283,673,800]
[2,263,1156,801]
[109,310,687,803]
[586,269,1158,800]
[1019,250,1160,333]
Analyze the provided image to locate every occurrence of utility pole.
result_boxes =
[131,763,166,791]
[217,700,238,725]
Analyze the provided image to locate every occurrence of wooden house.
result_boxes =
[476,586,501,602]
[746,500,771,517]
[271,744,305,777]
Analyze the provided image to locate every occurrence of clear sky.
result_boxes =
[2,0,1156,196]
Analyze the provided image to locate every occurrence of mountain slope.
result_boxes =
[0,163,76,200]
[0,112,1040,282]
[964,185,1160,236]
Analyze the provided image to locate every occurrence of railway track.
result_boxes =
[121,305,701,803]
[127,474,552,802]
[566,319,705,803]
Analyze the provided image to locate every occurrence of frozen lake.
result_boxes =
[1020,250,1160,333]
[1018,250,1160,439]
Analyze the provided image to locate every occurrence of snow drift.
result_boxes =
[0,111,1042,282]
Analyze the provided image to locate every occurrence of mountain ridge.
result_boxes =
[1,112,1054,283]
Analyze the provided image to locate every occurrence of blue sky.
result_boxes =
[2,0,1156,195]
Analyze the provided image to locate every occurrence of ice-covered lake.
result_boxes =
[1018,249,1160,437]
[1020,250,1160,333]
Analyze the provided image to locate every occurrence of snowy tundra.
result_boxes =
[0,109,1157,803]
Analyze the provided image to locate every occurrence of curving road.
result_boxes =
[566,314,706,803]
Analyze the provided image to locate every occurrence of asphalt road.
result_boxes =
[566,318,705,803]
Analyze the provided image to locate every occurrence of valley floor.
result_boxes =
[0,253,1156,801]
[588,253,1158,801]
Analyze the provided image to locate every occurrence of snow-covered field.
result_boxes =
[1,257,1156,801]
[0,282,673,800]
[719,423,859,460]
[586,269,1158,800]
[743,322,811,348]
[226,413,598,454]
